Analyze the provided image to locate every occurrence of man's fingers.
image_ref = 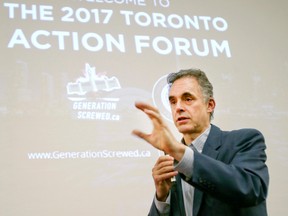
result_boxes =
[135,101,159,113]
[132,129,148,140]
[134,101,166,129]
[153,155,177,180]
[156,155,174,164]
[144,109,163,126]
[153,171,178,183]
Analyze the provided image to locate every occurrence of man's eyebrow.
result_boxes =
[182,92,193,97]
[169,92,193,100]
[168,95,174,101]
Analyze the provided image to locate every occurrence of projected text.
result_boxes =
[3,2,232,57]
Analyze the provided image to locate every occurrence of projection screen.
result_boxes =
[0,0,287,215]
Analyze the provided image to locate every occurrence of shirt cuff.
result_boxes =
[174,147,194,179]
[154,193,171,214]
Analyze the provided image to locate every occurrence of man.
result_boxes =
[132,69,269,216]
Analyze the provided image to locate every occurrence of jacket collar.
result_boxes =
[202,124,222,159]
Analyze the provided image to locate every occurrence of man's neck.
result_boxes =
[183,124,211,145]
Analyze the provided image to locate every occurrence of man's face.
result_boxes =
[168,77,213,137]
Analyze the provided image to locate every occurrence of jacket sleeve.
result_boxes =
[148,182,183,216]
[186,128,269,207]
[148,200,160,216]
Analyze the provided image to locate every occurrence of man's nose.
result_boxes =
[175,101,184,112]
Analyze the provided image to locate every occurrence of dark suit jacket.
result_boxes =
[148,124,269,216]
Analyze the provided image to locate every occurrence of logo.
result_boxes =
[66,63,121,121]
[152,74,172,122]
[66,63,121,101]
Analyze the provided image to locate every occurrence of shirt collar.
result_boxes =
[181,125,211,153]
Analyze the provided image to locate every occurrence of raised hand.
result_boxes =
[132,101,186,162]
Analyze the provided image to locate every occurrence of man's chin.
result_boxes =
[177,125,192,134]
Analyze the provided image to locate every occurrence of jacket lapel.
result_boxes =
[193,125,222,215]
[175,174,186,216]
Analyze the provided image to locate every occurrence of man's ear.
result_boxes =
[207,98,216,113]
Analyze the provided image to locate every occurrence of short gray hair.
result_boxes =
[167,68,214,119]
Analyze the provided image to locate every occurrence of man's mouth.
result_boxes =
[177,116,189,123]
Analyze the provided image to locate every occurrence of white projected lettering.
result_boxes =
[4,2,54,21]
[3,2,232,57]
[135,35,231,57]
[61,7,113,24]
[8,29,126,52]
[77,111,120,120]
[73,102,117,110]
[85,0,170,8]
[84,0,170,8]
[85,0,147,6]
[27,150,152,160]
[73,101,120,120]
[120,10,228,31]
[7,28,230,57]
[66,63,122,121]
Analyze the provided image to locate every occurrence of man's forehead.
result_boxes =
[169,77,200,95]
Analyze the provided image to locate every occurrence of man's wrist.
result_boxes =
[174,147,194,179]
[154,193,171,214]
[166,142,187,162]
